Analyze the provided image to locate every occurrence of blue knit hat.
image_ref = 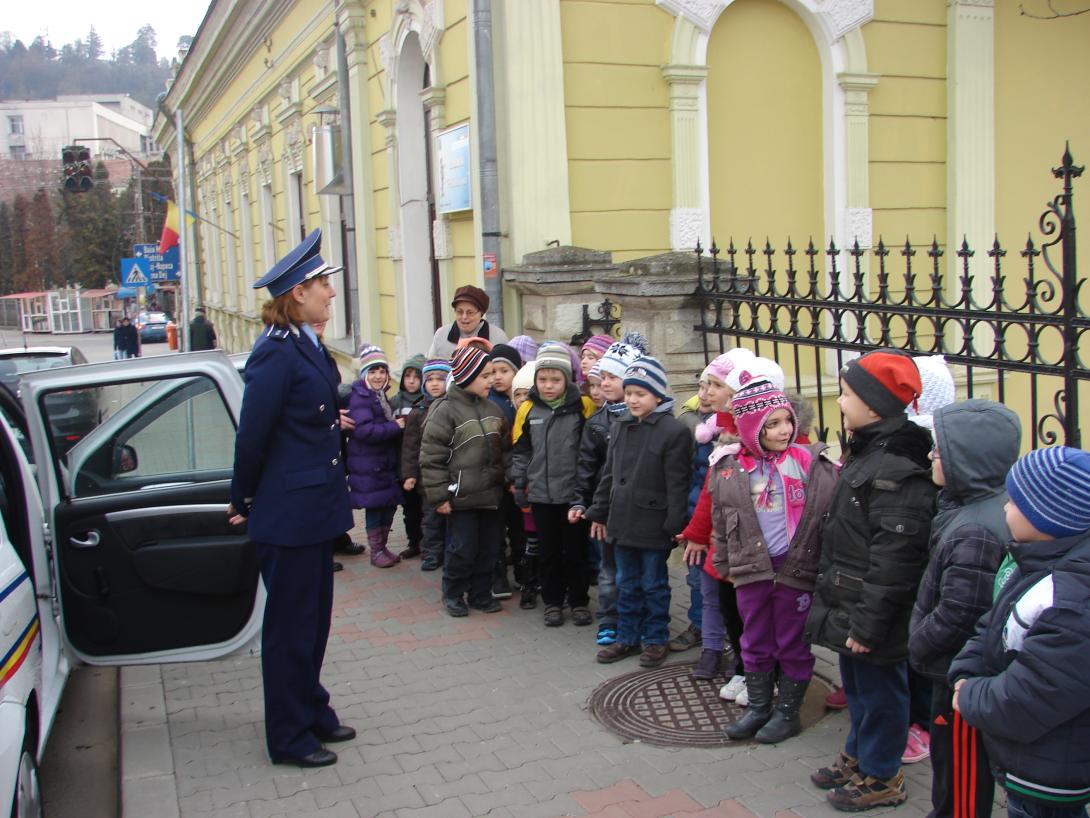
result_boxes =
[623,355,669,402]
[598,331,649,379]
[1006,446,1090,538]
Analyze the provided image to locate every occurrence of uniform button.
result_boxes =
[319,404,326,411]
[331,423,337,430]
[332,457,338,465]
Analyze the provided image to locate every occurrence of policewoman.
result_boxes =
[230,228,356,767]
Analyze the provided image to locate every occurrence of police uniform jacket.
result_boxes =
[231,324,354,546]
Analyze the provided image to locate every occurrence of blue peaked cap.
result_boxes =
[253,228,343,297]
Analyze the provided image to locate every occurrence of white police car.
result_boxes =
[0,353,263,818]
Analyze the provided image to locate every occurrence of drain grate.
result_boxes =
[588,661,831,748]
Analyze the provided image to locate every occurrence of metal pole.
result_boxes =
[336,22,360,352]
[1056,144,1083,448]
[473,0,503,327]
[175,107,188,352]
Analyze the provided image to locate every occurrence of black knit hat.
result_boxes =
[489,343,522,372]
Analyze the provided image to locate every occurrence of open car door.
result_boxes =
[17,352,263,665]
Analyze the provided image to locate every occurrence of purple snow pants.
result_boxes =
[734,556,814,682]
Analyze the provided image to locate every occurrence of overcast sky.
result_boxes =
[4,1,212,61]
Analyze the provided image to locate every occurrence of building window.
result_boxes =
[8,116,23,135]
[9,145,26,160]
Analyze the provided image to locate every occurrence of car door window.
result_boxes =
[38,374,236,498]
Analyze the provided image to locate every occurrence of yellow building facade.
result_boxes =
[154,0,1089,406]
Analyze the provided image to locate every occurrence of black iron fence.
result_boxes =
[696,145,1087,449]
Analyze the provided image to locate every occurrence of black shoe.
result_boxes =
[398,544,421,559]
[272,748,337,767]
[519,587,538,610]
[470,598,502,613]
[315,725,356,743]
[336,540,366,556]
[492,575,513,600]
[420,559,441,572]
[444,597,469,617]
[332,561,344,573]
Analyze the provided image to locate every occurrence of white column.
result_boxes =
[947,0,995,297]
[663,63,708,252]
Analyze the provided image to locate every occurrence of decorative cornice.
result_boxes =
[656,0,874,42]
[257,144,273,187]
[282,118,305,174]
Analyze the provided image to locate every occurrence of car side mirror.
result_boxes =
[113,444,138,475]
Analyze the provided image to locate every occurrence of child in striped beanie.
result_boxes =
[949,445,1090,816]
[586,354,693,669]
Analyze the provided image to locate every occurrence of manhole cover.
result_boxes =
[588,661,831,747]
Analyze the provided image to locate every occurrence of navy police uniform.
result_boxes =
[231,229,355,765]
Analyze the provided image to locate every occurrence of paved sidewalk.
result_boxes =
[121,512,1005,818]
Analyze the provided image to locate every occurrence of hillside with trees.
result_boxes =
[0,25,177,109]
[0,27,178,294]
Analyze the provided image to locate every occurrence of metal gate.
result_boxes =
[695,146,1087,449]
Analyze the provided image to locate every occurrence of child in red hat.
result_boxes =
[805,350,938,811]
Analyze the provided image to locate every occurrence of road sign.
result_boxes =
[132,243,180,282]
[121,257,151,286]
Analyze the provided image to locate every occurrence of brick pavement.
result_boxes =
[121,512,1008,818]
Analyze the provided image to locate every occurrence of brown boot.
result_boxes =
[826,770,907,812]
[596,642,641,664]
[639,644,669,668]
[811,752,861,790]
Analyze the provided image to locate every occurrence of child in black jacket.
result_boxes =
[586,355,692,669]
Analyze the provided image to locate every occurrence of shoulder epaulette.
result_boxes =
[265,325,291,340]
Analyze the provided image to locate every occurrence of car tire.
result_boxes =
[10,731,42,818]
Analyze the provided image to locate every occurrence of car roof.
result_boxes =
[0,346,75,357]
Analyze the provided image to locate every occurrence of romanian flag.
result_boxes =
[158,201,182,254]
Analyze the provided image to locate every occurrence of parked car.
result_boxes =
[0,352,261,818]
[136,311,170,343]
[0,347,99,457]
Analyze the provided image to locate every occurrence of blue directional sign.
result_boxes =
[132,243,180,282]
[121,257,152,287]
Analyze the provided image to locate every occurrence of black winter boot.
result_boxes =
[724,671,775,740]
[755,677,809,744]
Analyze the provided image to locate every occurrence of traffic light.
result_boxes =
[62,145,93,192]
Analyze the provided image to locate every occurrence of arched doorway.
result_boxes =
[706,0,824,248]
[395,32,442,353]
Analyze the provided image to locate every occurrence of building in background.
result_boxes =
[1,94,155,161]
[151,0,1089,385]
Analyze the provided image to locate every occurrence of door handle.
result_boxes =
[70,531,101,548]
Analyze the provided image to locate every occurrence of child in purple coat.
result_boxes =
[347,345,405,568]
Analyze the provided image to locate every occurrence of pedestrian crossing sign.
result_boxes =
[121,257,151,286]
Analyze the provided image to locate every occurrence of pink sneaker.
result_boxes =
[901,724,931,764]
[825,687,848,710]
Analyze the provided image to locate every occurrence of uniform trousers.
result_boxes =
[256,540,340,760]
[443,508,501,606]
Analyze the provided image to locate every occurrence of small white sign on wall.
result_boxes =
[436,122,471,214]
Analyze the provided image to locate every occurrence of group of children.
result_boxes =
[340,326,1090,818]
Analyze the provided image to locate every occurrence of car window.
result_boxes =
[0,354,69,376]
[38,374,237,498]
